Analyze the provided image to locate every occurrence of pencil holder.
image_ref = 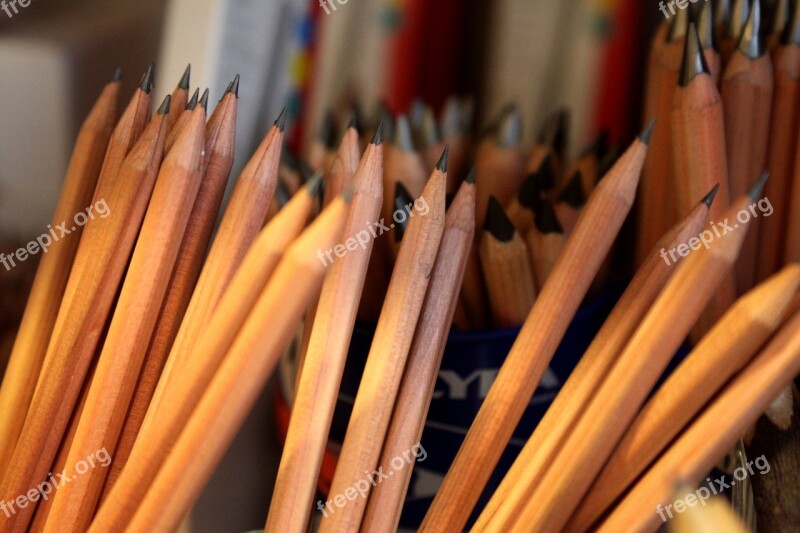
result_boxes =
[276,289,618,530]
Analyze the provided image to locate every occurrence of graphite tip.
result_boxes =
[199,88,209,110]
[694,1,716,51]
[782,0,800,45]
[305,172,325,198]
[436,145,449,172]
[371,120,384,145]
[680,23,710,86]
[157,94,171,115]
[139,64,155,94]
[227,74,240,97]
[727,0,750,39]
[465,164,477,184]
[701,183,720,207]
[112,66,122,82]
[557,172,586,207]
[186,88,199,110]
[668,5,689,42]
[178,64,191,90]
[496,105,522,148]
[275,107,287,132]
[393,182,414,242]
[534,199,564,235]
[484,196,516,242]
[738,0,764,59]
[749,172,769,200]
[640,118,657,145]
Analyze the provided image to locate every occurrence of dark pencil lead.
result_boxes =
[393,182,413,243]
[484,196,516,242]
[534,199,564,235]
[640,118,657,145]
[465,165,477,184]
[436,145,450,173]
[347,111,358,131]
[395,115,415,151]
[749,172,769,200]
[495,105,522,148]
[178,64,191,90]
[727,0,750,39]
[538,109,570,155]
[580,130,610,159]
[716,0,731,31]
[668,5,690,42]
[702,183,720,207]
[680,23,710,86]
[157,95,171,115]
[782,0,800,45]
[370,120,384,145]
[409,98,426,130]
[772,0,790,35]
[305,172,325,198]
[378,102,394,142]
[558,172,587,207]
[275,107,287,132]
[199,88,209,110]
[319,110,337,148]
[518,172,546,211]
[738,0,764,59]
[139,64,155,94]
[186,88,199,110]
[694,1,716,51]
[112,67,122,82]
[445,193,455,209]
[227,74,240,96]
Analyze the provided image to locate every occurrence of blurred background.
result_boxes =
[0,0,659,531]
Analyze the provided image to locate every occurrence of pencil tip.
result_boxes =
[484,196,516,242]
[347,112,358,131]
[112,66,122,82]
[465,164,477,184]
[178,64,191,90]
[669,5,690,42]
[640,118,656,145]
[783,0,800,45]
[693,1,716,51]
[495,105,522,148]
[749,172,769,200]
[306,172,324,198]
[702,183,720,207]
[371,120,384,145]
[557,171,586,207]
[275,107,287,132]
[199,88,209,110]
[227,74,240,96]
[393,183,413,242]
[157,94,171,115]
[420,107,441,147]
[186,88,199,110]
[538,109,570,155]
[727,0,750,39]
[680,23,710,86]
[738,0,764,59]
[395,115,415,151]
[139,64,155,94]
[436,145,449,172]
[534,199,564,235]
[716,0,731,31]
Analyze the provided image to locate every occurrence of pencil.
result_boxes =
[165,88,203,152]
[473,186,715,532]
[567,262,800,532]
[0,76,163,533]
[669,485,750,533]
[526,198,566,290]
[596,307,800,533]
[265,127,384,533]
[318,149,447,533]
[510,176,765,533]
[480,196,536,327]
[720,0,750,62]
[420,123,652,532]
[767,0,790,52]
[506,155,554,235]
[0,71,120,475]
[361,171,475,533]
[123,195,350,533]
[695,0,722,84]
[440,96,471,192]
[553,170,586,235]
[165,64,191,132]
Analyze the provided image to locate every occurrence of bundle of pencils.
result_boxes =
[0,1,799,531]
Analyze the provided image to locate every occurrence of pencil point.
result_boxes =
[640,118,656,145]
[275,107,287,132]
[702,183,720,207]
[371,120,384,145]
[157,95,171,115]
[436,146,449,172]
[680,23,710,86]
[484,196,516,242]
[441,97,462,138]
[749,172,769,200]
[535,199,564,235]
[227,74,240,97]
[306,172,324,198]
[772,0,790,36]
[738,0,764,59]
[199,88,209,110]
[727,0,750,39]
[420,107,441,147]
[178,64,191,90]
[668,5,689,42]
[496,105,522,148]
[395,115,415,151]
[186,88,199,110]
[716,0,731,32]
[394,182,413,242]
[465,165,476,184]
[139,64,155,94]
[694,1,716,51]
[347,112,358,131]
[784,0,800,45]
[112,66,122,82]
[558,172,586,207]
[538,109,570,155]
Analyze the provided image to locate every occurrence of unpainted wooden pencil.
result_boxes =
[509,178,765,533]
[165,88,202,152]
[527,109,568,186]
[553,171,586,235]
[382,115,428,223]
[440,96,472,192]
[695,1,722,83]
[417,106,446,171]
[0,72,120,475]
[166,64,191,132]
[720,0,751,62]
[526,198,566,290]
[419,124,653,533]
[596,307,800,533]
[506,155,554,235]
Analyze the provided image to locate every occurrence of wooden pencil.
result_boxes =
[767,0,790,52]
[474,188,715,532]
[526,198,566,290]
[265,128,384,533]
[102,77,238,494]
[596,307,800,533]
[389,182,414,260]
[307,109,339,172]
[440,96,471,192]
[146,109,286,417]
[553,171,586,235]
[567,262,800,532]
[91,175,322,533]
[722,0,773,293]
[318,150,447,533]
[165,88,203,152]
[527,109,568,185]
[509,178,765,533]
[571,132,606,196]
[361,172,475,533]
[720,0,750,62]
[121,194,349,533]
[0,71,120,475]
[41,99,206,533]
[506,155,554,235]
[480,196,536,327]
[418,105,446,171]
[165,64,191,133]
[670,485,750,533]
[420,124,652,533]
[0,76,163,533]
[695,1,722,84]
[382,115,428,222]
